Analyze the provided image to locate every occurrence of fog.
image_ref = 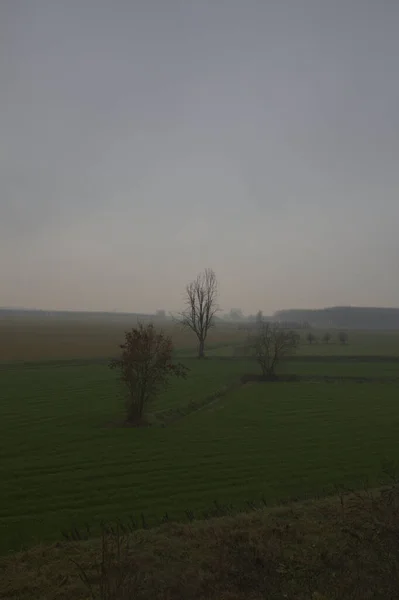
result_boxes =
[1,0,398,314]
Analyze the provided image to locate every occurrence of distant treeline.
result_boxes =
[2,306,399,330]
[239,320,309,330]
[0,308,156,321]
[273,307,399,330]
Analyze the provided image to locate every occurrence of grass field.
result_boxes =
[0,314,247,362]
[1,318,398,558]
[2,312,399,361]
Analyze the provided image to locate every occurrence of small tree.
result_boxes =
[249,322,299,378]
[110,323,188,424]
[306,331,316,344]
[255,310,263,325]
[178,268,219,358]
[322,332,331,344]
[338,331,349,344]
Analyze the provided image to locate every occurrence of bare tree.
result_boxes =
[249,322,300,378]
[178,268,219,358]
[306,331,316,345]
[322,332,332,344]
[338,331,349,344]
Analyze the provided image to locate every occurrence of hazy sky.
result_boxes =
[1,0,399,314]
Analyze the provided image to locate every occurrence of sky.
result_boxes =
[1,0,399,315]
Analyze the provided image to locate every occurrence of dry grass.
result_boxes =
[2,485,399,600]
[2,312,399,362]
[0,314,246,362]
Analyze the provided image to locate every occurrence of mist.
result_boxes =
[1,0,399,314]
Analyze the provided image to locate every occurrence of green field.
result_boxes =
[1,324,398,556]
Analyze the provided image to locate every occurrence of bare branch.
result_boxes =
[177,268,219,358]
[249,322,299,378]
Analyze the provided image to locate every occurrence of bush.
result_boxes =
[110,323,188,425]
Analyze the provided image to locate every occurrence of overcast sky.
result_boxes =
[1,0,398,314]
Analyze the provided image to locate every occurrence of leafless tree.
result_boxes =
[306,331,316,344]
[322,332,332,344]
[249,322,300,378]
[338,331,349,344]
[178,268,219,358]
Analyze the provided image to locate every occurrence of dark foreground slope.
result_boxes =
[2,485,398,600]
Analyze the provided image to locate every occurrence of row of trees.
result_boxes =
[222,309,310,329]
[306,331,349,345]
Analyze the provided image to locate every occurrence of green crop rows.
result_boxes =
[1,330,399,554]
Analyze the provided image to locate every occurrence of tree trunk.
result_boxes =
[198,339,205,359]
[261,363,267,377]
